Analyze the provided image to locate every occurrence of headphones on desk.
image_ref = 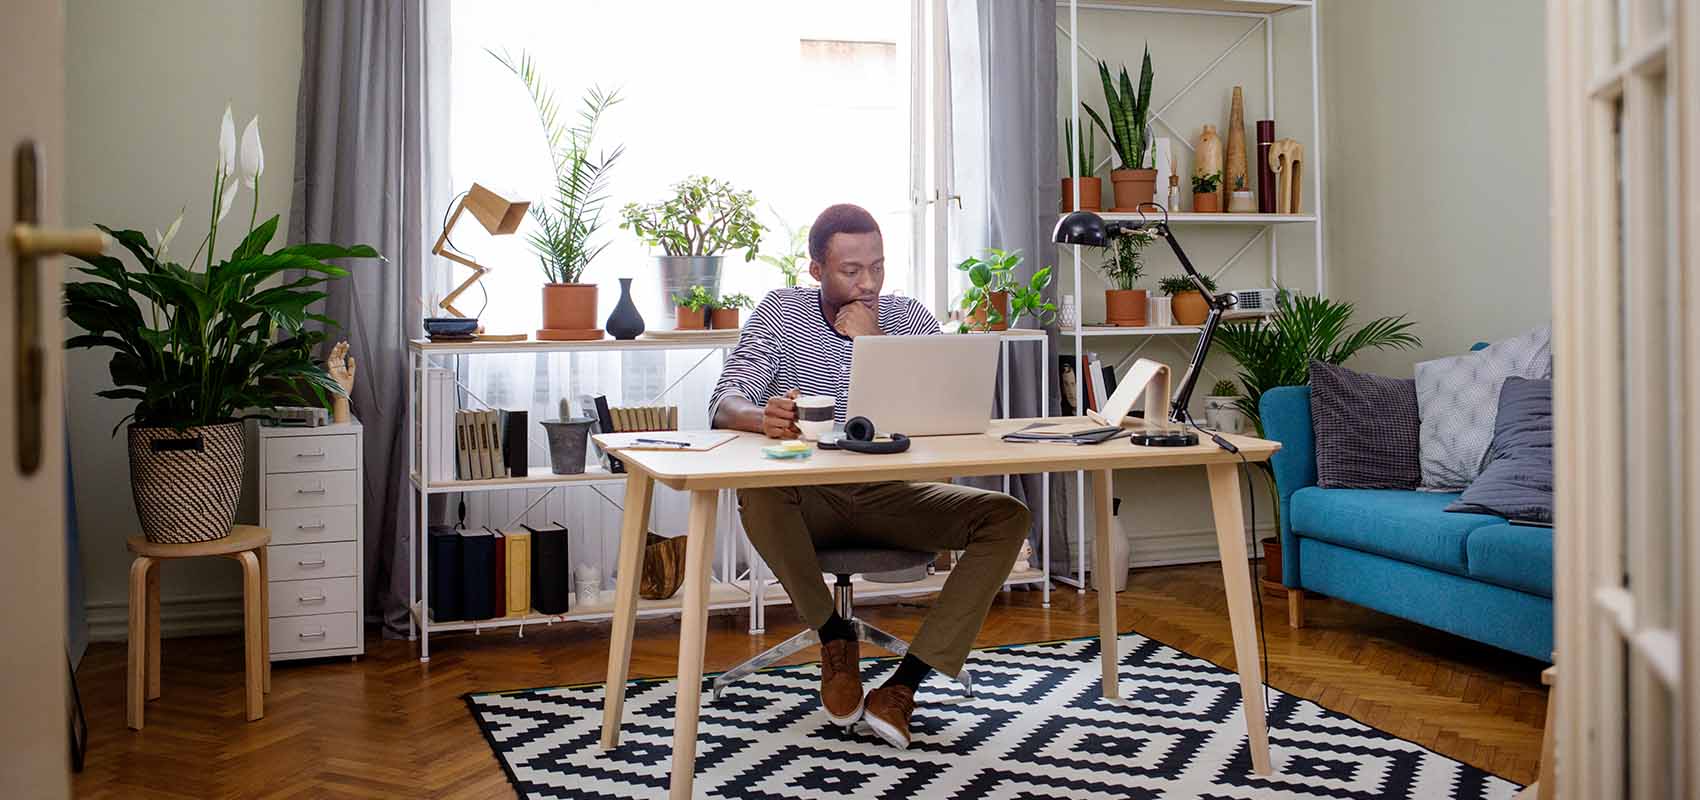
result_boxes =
[819,416,911,454]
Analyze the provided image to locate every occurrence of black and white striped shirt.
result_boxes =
[710,287,940,424]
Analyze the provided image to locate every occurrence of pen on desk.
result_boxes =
[634,437,691,448]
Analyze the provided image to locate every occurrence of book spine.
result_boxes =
[492,532,506,620]
[593,395,625,474]
[460,532,496,620]
[503,410,528,478]
[505,532,532,616]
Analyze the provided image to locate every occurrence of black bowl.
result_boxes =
[423,317,479,336]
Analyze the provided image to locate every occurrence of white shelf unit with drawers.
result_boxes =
[254,421,365,662]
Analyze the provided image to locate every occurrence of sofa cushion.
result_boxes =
[1448,377,1554,522]
[1465,522,1554,597]
[1416,326,1553,489]
[1309,361,1421,489]
[1290,487,1504,575]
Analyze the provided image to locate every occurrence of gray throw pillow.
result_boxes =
[1415,326,1552,489]
[1448,377,1553,521]
[1309,361,1421,489]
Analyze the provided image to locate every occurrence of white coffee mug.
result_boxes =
[794,395,836,441]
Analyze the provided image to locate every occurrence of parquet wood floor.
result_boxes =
[70,562,1548,798]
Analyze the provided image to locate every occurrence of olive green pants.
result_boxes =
[737,482,1031,676]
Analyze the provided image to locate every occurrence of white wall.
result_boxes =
[64,0,303,640]
[1322,0,1550,377]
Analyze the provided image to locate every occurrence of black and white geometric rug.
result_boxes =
[467,633,1521,799]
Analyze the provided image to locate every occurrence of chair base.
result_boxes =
[712,618,974,701]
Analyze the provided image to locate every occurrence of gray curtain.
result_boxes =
[956,0,1068,574]
[290,0,449,636]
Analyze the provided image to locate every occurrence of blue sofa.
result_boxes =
[1260,385,1553,661]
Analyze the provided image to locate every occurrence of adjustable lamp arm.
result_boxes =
[1112,217,1236,425]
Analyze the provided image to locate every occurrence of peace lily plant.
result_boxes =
[63,105,379,543]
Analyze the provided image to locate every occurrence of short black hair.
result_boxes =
[808,204,881,263]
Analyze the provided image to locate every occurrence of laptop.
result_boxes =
[843,334,1002,436]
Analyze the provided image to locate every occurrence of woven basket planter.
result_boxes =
[127,422,245,544]
[639,532,689,600]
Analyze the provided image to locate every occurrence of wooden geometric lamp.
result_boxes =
[433,183,529,319]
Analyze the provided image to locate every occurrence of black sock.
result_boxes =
[883,654,931,691]
[818,613,855,644]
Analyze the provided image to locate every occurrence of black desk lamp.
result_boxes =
[1053,203,1238,446]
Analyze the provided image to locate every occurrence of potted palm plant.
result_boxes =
[1061,118,1101,212]
[1159,273,1217,326]
[956,248,1056,332]
[1099,229,1154,326]
[709,293,754,329]
[63,107,378,543]
[621,176,765,328]
[492,50,623,341]
[1083,47,1155,211]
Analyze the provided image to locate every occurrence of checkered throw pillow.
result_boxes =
[1415,326,1553,489]
[1309,361,1422,489]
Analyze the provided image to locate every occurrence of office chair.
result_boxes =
[711,548,975,700]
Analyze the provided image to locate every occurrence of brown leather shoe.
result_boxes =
[863,684,916,749]
[819,638,864,726]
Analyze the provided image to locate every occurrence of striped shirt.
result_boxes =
[710,287,940,425]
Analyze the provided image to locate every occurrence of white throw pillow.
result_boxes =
[1415,326,1553,489]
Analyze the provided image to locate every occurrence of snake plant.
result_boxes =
[1063,118,1096,179]
[1082,46,1155,171]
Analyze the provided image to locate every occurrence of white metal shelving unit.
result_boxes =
[1055,0,1325,590]
[405,328,1053,660]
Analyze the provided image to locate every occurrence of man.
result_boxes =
[710,203,1030,749]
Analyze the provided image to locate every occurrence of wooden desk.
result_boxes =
[597,418,1280,798]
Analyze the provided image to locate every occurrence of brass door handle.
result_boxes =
[10,223,105,258]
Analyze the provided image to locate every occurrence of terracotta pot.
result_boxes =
[1109,169,1157,211]
[1104,289,1148,327]
[1060,176,1103,212]
[1192,191,1222,213]
[1261,537,1283,583]
[709,308,741,329]
[1171,291,1210,326]
[675,305,707,330]
[540,283,598,331]
[968,291,1010,331]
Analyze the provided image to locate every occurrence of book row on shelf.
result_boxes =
[453,409,526,481]
[427,524,578,623]
[1059,353,1121,418]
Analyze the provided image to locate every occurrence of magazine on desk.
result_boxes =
[1001,421,1130,445]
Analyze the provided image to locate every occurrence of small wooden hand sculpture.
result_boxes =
[328,340,356,424]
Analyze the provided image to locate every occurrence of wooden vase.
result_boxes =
[1195,124,1224,189]
[1226,87,1248,207]
[1104,289,1148,327]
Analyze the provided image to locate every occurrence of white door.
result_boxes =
[1548,0,1697,796]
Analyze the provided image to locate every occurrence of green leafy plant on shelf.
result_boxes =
[63,107,379,431]
[1210,379,1241,397]
[1083,47,1154,170]
[1099,229,1155,290]
[956,248,1057,332]
[1192,172,1222,194]
[1063,118,1096,178]
[621,176,766,259]
[671,285,716,311]
[1157,272,1217,297]
[490,49,623,285]
[755,211,809,287]
[711,292,755,311]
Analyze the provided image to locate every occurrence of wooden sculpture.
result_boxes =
[1195,124,1224,185]
[328,340,356,424]
[1268,139,1305,213]
[1225,87,1248,206]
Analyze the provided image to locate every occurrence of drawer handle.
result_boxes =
[297,521,327,530]
[298,593,327,604]
[298,630,327,640]
[296,487,327,495]
[296,450,326,458]
[297,559,327,568]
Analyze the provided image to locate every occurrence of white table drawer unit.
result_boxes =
[251,422,365,662]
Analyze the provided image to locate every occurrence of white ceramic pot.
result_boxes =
[1204,395,1247,434]
[1150,296,1173,328]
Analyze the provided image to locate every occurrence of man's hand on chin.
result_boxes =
[835,301,882,338]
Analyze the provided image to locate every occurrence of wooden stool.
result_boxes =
[126,524,271,730]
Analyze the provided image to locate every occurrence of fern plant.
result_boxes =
[491,49,623,285]
[1082,47,1154,171]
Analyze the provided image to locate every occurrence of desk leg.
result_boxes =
[669,489,720,800]
[1206,462,1272,775]
[1090,469,1118,700]
[599,469,655,750]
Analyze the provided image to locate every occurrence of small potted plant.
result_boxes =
[621,176,765,328]
[755,213,809,287]
[493,51,622,341]
[956,248,1056,332]
[1228,173,1256,212]
[1192,171,1223,213]
[1159,272,1218,326]
[1061,118,1101,212]
[672,285,714,330]
[1099,229,1154,326]
[1204,379,1245,434]
[1084,48,1155,211]
[709,293,754,329]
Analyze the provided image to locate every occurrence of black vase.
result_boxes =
[605,277,645,340]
